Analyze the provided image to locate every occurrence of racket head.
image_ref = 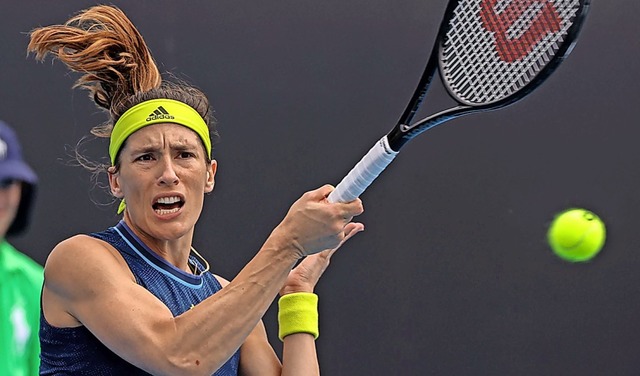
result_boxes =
[439,0,590,107]
[387,0,591,151]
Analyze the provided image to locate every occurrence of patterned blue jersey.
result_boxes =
[40,220,240,375]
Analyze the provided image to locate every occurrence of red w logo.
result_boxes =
[480,0,562,63]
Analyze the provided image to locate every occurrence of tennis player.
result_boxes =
[29,5,363,375]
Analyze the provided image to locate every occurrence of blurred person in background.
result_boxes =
[0,120,42,376]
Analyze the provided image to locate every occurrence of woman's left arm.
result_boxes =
[239,222,364,376]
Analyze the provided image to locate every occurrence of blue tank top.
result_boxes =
[39,221,240,375]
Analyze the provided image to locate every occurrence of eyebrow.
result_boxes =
[129,141,200,155]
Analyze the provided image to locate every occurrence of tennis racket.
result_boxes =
[327,0,590,203]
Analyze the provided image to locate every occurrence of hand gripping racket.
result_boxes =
[327,0,591,203]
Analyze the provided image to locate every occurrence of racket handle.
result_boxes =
[328,136,399,203]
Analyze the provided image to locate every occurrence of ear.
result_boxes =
[108,168,124,199]
[205,160,217,193]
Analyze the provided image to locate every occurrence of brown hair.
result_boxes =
[27,5,216,168]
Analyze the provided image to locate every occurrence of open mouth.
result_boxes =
[152,196,184,215]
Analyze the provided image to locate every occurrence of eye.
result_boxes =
[136,154,154,162]
[178,151,196,159]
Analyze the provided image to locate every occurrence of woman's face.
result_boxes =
[109,123,216,243]
[0,180,21,237]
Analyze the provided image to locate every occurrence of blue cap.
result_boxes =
[0,120,38,235]
[0,121,37,184]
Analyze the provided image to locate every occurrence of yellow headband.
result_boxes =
[109,98,212,164]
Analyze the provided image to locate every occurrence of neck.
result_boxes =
[121,215,194,270]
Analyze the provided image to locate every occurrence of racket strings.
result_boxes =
[441,0,581,105]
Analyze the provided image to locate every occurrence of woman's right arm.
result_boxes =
[42,185,363,376]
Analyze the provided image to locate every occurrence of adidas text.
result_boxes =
[146,114,175,121]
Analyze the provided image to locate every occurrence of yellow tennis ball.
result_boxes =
[547,208,606,263]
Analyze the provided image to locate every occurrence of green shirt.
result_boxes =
[0,240,43,376]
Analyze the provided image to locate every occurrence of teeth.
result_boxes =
[155,208,180,215]
[156,196,181,204]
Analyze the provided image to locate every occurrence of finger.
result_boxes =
[330,222,365,253]
[340,223,364,246]
[331,200,364,224]
[299,184,334,202]
[319,247,338,260]
[298,249,332,269]
[343,222,365,238]
[344,198,364,216]
[316,184,335,199]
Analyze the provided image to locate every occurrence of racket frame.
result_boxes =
[327,0,591,203]
[388,0,591,151]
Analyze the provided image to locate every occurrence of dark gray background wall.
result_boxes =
[1,1,639,375]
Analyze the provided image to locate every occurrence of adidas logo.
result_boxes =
[146,106,175,121]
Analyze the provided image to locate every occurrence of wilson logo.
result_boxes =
[480,0,562,63]
[146,106,175,121]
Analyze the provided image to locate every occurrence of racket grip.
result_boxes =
[327,136,398,203]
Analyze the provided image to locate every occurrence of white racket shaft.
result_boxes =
[327,136,398,203]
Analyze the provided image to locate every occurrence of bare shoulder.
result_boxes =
[46,234,122,272]
[48,234,109,257]
[44,234,132,296]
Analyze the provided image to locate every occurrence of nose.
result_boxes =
[158,157,179,186]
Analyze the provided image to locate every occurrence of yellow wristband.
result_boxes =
[278,292,319,341]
